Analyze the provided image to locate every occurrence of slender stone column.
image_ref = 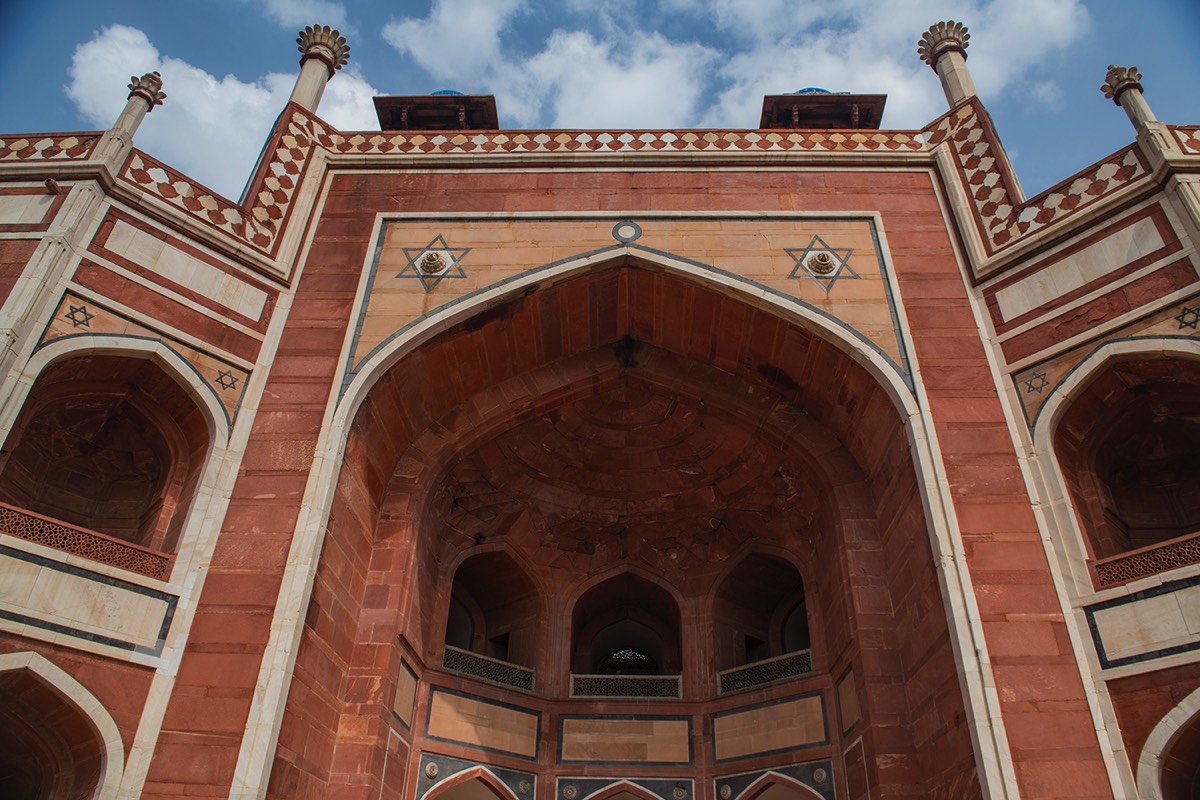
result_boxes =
[288,25,351,112]
[918,21,977,108]
[96,71,167,174]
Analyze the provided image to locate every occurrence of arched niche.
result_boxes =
[713,552,809,671]
[444,550,539,667]
[0,652,124,800]
[0,353,210,553]
[571,572,682,676]
[1138,684,1200,800]
[741,774,825,800]
[1160,717,1200,800]
[426,770,520,800]
[1054,356,1200,561]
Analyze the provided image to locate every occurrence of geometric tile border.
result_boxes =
[118,99,1171,260]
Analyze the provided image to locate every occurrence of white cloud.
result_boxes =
[1030,80,1062,107]
[518,31,717,128]
[382,0,716,128]
[258,0,349,31]
[66,25,377,199]
[696,0,1089,128]
[377,0,1088,132]
[382,0,526,88]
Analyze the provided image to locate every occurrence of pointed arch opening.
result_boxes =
[571,572,682,676]
[426,769,520,800]
[0,353,210,561]
[442,549,540,674]
[0,652,124,800]
[282,258,979,798]
[1053,354,1200,584]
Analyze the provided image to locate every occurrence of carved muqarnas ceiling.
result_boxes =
[431,346,823,577]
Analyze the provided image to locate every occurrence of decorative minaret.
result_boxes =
[288,25,350,112]
[918,21,977,108]
[96,71,167,174]
[1103,65,1197,241]
[1102,64,1183,165]
[1102,65,1155,129]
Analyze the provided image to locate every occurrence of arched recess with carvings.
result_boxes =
[269,252,985,799]
[0,337,223,572]
[1034,339,1200,593]
[0,651,125,800]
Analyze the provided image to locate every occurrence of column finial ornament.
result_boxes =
[917,20,970,70]
[297,25,350,77]
[127,71,166,111]
[1102,65,1143,105]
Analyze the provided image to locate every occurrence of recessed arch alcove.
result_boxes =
[713,552,810,671]
[270,260,980,799]
[571,571,682,676]
[443,549,540,667]
[1053,354,1200,564]
[0,353,211,554]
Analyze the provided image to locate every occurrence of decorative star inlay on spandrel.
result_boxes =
[1175,305,1200,331]
[1024,372,1050,394]
[65,304,94,328]
[785,235,859,294]
[397,234,470,292]
[215,369,239,391]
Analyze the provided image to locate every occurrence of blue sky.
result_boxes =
[3,0,1197,200]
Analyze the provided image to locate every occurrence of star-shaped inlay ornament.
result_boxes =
[215,369,239,391]
[785,235,858,294]
[1024,372,1050,394]
[65,304,94,328]
[1175,305,1200,330]
[397,234,470,292]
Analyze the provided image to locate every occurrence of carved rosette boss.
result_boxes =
[127,71,167,111]
[1102,65,1143,105]
[297,24,351,76]
[917,20,970,70]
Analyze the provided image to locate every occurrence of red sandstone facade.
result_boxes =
[1,21,1199,800]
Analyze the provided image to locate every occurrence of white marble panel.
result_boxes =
[995,216,1164,321]
[0,193,54,224]
[1093,583,1200,663]
[0,548,175,653]
[106,220,268,320]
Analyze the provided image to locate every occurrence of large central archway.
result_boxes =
[270,260,980,800]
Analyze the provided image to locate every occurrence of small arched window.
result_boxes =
[713,553,808,671]
[597,648,657,676]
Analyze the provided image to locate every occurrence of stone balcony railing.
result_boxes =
[442,645,535,691]
[0,501,172,581]
[1090,530,1200,589]
[569,673,683,699]
[717,649,814,694]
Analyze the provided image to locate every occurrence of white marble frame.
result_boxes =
[0,650,125,800]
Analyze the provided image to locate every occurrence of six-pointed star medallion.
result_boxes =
[397,234,471,292]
